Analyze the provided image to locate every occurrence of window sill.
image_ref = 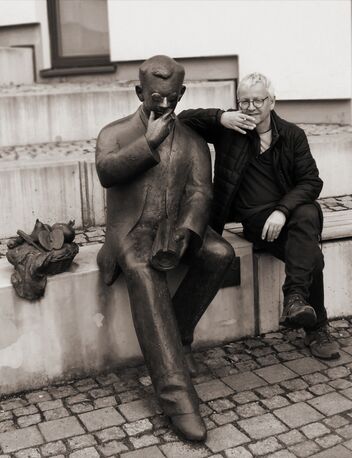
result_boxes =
[40,64,116,78]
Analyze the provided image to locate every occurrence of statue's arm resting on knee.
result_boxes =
[96,125,160,188]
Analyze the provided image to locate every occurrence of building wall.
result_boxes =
[0,0,50,69]
[108,0,351,101]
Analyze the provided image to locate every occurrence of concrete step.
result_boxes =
[0,130,351,238]
[0,232,254,395]
[307,133,352,198]
[0,47,34,85]
[0,80,235,146]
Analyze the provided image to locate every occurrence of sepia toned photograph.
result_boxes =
[0,0,351,456]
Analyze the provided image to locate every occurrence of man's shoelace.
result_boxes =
[312,328,333,343]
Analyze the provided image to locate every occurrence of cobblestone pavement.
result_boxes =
[1,321,352,456]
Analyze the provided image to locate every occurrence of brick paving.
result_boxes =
[0,321,352,456]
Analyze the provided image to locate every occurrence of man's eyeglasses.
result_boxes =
[238,97,269,110]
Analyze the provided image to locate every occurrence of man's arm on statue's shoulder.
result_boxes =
[276,127,323,217]
[178,108,224,144]
[177,133,213,246]
[95,119,160,188]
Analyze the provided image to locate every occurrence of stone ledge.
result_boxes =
[257,237,352,333]
[226,206,352,242]
[0,232,254,396]
[0,229,351,396]
[0,81,235,146]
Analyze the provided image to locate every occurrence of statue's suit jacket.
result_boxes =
[95,106,213,285]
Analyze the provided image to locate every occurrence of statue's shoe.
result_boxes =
[170,413,207,441]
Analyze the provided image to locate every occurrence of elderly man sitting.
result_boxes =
[179,72,340,361]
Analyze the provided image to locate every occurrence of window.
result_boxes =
[47,0,110,68]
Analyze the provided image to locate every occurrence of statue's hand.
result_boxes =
[220,111,256,134]
[145,110,174,149]
[175,227,191,258]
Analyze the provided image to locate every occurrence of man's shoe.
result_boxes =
[183,345,199,377]
[304,325,340,360]
[170,413,207,441]
[280,294,317,329]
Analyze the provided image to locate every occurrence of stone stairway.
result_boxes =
[0,80,235,146]
[1,125,352,238]
[0,78,351,395]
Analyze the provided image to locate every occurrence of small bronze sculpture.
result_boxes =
[7,219,79,301]
[96,55,235,441]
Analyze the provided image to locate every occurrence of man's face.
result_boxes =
[136,77,185,118]
[237,82,275,126]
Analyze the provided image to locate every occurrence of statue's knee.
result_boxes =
[208,239,235,265]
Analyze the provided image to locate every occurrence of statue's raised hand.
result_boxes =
[145,110,174,149]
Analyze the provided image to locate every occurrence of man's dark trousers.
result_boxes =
[242,203,327,330]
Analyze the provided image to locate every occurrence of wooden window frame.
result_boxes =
[47,0,110,69]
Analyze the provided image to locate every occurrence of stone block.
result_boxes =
[160,442,209,458]
[283,357,327,376]
[308,392,352,416]
[0,233,253,396]
[308,444,352,457]
[118,399,159,422]
[66,434,97,450]
[256,237,352,334]
[0,47,34,85]
[122,419,152,436]
[39,417,84,441]
[70,448,100,458]
[0,426,43,453]
[129,434,159,449]
[195,380,233,402]
[309,134,352,198]
[238,413,287,440]
[274,402,323,428]
[254,364,296,384]
[222,372,267,392]
[79,407,124,431]
[121,446,165,458]
[0,161,82,238]
[205,424,250,453]
[248,437,282,456]
[97,440,128,455]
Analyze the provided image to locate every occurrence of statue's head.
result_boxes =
[136,55,186,118]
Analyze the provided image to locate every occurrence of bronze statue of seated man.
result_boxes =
[95,55,235,441]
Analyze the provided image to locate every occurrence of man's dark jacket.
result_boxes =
[178,109,323,234]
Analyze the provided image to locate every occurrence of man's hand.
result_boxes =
[145,110,174,149]
[175,227,191,258]
[220,111,256,135]
[262,210,286,242]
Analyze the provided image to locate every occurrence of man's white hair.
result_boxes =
[237,73,275,99]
